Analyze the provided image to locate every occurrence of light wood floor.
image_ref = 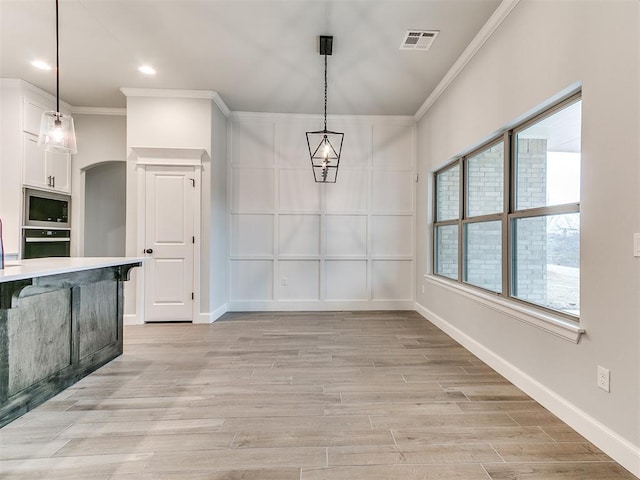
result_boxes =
[1,311,637,479]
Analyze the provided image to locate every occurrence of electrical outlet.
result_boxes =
[281,277,288,287]
[597,366,610,392]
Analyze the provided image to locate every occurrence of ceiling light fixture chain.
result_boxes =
[305,35,344,183]
[324,51,328,132]
[37,0,77,154]
[55,0,60,114]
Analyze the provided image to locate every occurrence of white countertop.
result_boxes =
[0,257,145,283]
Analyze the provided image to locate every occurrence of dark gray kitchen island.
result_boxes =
[0,257,142,426]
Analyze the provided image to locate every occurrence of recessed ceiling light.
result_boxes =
[138,65,156,75]
[31,60,52,70]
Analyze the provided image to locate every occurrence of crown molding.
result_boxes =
[414,0,521,122]
[20,80,72,110]
[0,78,73,111]
[211,92,230,118]
[120,87,230,117]
[120,87,215,99]
[230,111,415,124]
[71,106,126,116]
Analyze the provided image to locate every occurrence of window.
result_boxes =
[463,141,504,293]
[434,164,460,280]
[433,93,581,319]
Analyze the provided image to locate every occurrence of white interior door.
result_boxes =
[144,165,195,322]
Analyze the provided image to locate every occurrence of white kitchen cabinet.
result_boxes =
[23,97,48,135]
[0,79,73,257]
[23,133,71,193]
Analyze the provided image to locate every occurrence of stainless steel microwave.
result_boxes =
[24,188,71,229]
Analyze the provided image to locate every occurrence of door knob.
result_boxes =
[145,248,153,254]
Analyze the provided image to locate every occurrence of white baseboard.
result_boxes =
[211,303,228,322]
[194,304,228,324]
[123,313,143,326]
[226,300,415,312]
[414,302,640,478]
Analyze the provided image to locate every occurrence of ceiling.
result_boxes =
[0,0,502,115]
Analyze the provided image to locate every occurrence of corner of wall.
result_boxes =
[123,313,143,326]
[195,304,228,324]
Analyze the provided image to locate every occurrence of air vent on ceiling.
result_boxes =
[400,30,439,51]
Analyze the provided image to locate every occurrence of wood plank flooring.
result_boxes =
[1,311,637,479]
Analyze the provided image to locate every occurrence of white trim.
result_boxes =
[123,313,142,326]
[212,304,228,322]
[9,79,73,112]
[70,168,86,257]
[414,303,640,479]
[131,147,205,166]
[120,87,216,99]
[135,165,146,324]
[230,111,415,124]
[225,121,233,314]
[72,106,126,116]
[192,166,202,325]
[119,88,230,117]
[414,0,521,121]
[227,300,415,312]
[211,92,230,118]
[425,274,584,343]
[135,158,203,167]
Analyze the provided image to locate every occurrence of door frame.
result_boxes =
[132,147,204,324]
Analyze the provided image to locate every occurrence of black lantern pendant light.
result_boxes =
[306,36,343,183]
[38,0,77,154]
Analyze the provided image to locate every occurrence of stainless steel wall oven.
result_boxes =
[23,188,71,259]
[22,228,71,259]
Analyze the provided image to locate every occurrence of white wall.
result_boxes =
[71,113,126,257]
[415,0,640,474]
[208,103,228,316]
[124,93,227,323]
[228,113,415,310]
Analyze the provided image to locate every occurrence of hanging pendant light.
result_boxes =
[306,36,343,183]
[38,0,77,154]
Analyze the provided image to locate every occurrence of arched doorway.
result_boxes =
[84,161,126,256]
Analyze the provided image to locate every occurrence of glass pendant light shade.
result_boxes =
[306,130,343,183]
[38,111,77,154]
[38,0,77,155]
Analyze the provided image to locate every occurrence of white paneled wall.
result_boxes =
[229,113,415,310]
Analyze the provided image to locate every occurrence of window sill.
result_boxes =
[423,274,585,344]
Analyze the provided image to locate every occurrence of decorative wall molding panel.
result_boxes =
[228,114,416,310]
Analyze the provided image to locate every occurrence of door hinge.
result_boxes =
[192,236,195,244]
[191,292,195,300]
[189,178,195,188]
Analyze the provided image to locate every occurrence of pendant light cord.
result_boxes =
[55,0,60,114]
[323,52,327,132]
